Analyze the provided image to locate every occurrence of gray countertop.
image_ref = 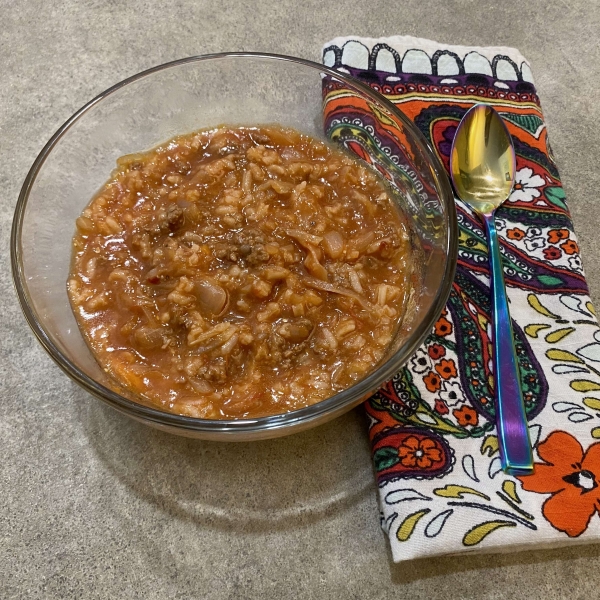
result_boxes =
[2,1,600,598]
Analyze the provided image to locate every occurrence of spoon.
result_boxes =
[450,103,533,475]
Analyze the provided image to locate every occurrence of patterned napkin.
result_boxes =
[322,35,600,561]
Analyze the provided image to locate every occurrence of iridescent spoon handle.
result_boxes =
[483,213,534,475]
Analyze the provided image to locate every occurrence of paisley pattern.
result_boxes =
[371,427,454,483]
[322,36,600,562]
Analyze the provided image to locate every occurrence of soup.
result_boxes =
[68,125,413,418]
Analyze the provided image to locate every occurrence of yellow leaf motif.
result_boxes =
[592,427,600,439]
[477,314,489,332]
[501,480,521,504]
[463,521,516,546]
[571,380,600,392]
[434,485,490,501]
[528,294,559,319]
[545,328,575,343]
[546,349,583,363]
[396,509,431,542]
[583,398,600,411]
[586,301,596,316]
[369,103,396,126]
[480,435,499,457]
[524,324,551,338]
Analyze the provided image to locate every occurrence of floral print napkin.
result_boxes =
[322,35,600,561]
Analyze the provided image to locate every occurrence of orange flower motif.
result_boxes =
[434,316,453,337]
[428,343,446,360]
[435,358,457,380]
[398,436,443,468]
[543,247,562,261]
[434,399,449,415]
[517,431,600,537]
[506,227,526,240]
[547,228,570,243]
[560,239,579,255]
[423,371,442,392]
[453,405,479,427]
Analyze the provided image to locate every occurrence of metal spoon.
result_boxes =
[450,103,533,475]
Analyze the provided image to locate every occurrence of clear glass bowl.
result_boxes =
[11,53,457,440]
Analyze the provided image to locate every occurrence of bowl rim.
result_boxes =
[11,51,458,435]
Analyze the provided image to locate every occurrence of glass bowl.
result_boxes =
[11,53,457,441]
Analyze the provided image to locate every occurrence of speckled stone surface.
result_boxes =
[2,1,600,598]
